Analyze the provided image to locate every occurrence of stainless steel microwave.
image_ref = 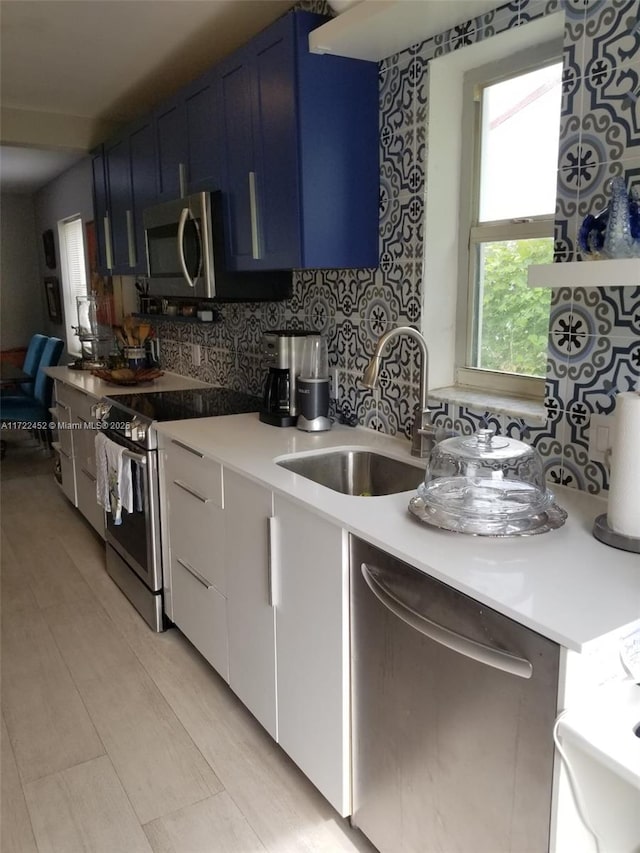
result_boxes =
[143,191,215,298]
[142,191,292,303]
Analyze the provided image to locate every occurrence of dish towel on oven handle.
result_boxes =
[95,433,134,524]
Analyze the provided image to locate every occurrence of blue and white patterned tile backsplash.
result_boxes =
[154,0,640,496]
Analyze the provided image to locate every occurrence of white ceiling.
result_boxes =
[0,145,83,193]
[0,0,295,194]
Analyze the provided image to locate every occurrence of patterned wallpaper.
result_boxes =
[155,0,640,495]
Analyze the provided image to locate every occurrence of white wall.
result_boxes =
[0,193,45,349]
[33,156,93,353]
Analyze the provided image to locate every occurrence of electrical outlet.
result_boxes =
[192,343,201,367]
[588,413,613,463]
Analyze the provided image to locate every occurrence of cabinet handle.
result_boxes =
[267,515,277,607]
[173,479,210,504]
[171,439,203,458]
[179,162,187,199]
[248,171,261,260]
[126,209,136,268]
[177,557,212,589]
[103,216,113,270]
[81,467,97,482]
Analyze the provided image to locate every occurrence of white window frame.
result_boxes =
[421,12,564,401]
[455,44,562,400]
[58,215,89,356]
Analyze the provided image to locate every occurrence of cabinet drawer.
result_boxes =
[54,442,76,506]
[163,440,223,508]
[56,383,97,422]
[74,420,98,478]
[167,480,225,593]
[171,555,229,681]
[76,465,105,538]
[54,404,74,458]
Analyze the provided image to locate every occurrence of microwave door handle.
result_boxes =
[177,207,197,288]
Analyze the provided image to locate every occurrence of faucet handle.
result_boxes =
[411,406,435,458]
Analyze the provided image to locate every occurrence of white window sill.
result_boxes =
[429,385,546,423]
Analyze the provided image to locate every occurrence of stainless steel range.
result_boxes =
[96,387,262,630]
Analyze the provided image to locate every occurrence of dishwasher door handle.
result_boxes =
[361,563,533,679]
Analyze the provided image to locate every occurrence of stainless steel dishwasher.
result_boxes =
[350,537,560,853]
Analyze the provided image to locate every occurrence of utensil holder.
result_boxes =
[124,346,146,370]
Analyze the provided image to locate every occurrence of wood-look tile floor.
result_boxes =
[1,439,376,853]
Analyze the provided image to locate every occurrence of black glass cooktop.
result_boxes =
[107,387,262,423]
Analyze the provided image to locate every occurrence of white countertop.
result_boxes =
[44,366,209,397]
[153,412,640,652]
[45,366,640,651]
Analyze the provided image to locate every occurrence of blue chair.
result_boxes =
[0,337,64,450]
[0,333,48,397]
[21,333,49,394]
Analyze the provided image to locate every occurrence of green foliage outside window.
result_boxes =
[477,238,553,377]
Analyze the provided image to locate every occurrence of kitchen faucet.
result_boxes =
[361,326,435,458]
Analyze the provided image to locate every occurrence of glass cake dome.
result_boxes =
[409,429,566,536]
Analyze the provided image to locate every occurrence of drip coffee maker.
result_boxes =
[259,330,312,427]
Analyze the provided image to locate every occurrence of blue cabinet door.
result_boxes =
[219,15,299,272]
[184,68,223,193]
[218,10,378,272]
[128,116,157,274]
[90,146,110,275]
[219,51,256,270]
[104,116,156,275]
[251,15,301,270]
[104,133,131,274]
[154,93,187,200]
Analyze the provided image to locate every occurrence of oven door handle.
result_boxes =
[123,448,147,466]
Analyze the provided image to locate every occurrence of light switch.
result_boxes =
[192,343,201,367]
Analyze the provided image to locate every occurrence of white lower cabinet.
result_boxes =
[160,448,350,816]
[224,471,277,738]
[273,495,351,817]
[170,554,229,679]
[73,419,104,537]
[160,440,228,681]
[54,437,77,506]
[53,380,105,537]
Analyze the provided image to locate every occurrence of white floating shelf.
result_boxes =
[309,0,500,62]
[528,258,640,289]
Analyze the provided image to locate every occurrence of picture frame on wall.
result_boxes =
[44,276,62,322]
[42,229,56,269]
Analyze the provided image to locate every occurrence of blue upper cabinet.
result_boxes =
[128,116,157,273]
[90,147,110,275]
[104,115,156,275]
[184,67,223,193]
[153,93,187,200]
[219,10,379,272]
[154,68,222,200]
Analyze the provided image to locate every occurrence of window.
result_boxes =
[457,49,562,398]
[58,216,88,355]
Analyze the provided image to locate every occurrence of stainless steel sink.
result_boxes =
[276,449,424,496]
